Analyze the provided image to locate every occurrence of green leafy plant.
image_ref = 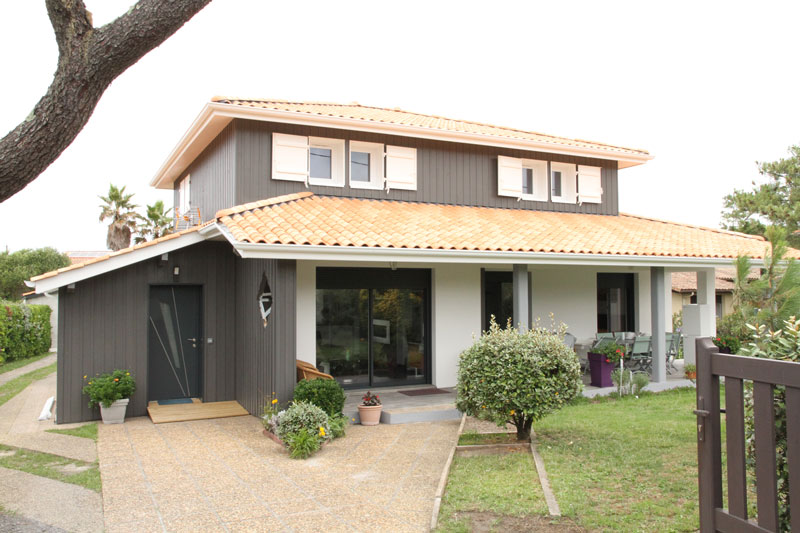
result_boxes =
[293,378,345,416]
[285,428,321,459]
[328,413,348,439]
[0,302,51,361]
[684,363,696,375]
[739,317,800,531]
[611,369,649,397]
[592,342,627,364]
[631,372,650,395]
[81,370,136,408]
[360,390,381,406]
[456,320,582,440]
[271,401,331,445]
[712,334,741,354]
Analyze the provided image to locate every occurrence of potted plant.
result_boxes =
[82,370,136,424]
[587,342,626,388]
[712,335,741,354]
[684,363,697,380]
[357,391,382,425]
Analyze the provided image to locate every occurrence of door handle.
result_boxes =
[187,338,197,342]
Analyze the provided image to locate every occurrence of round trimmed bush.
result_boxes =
[456,321,582,440]
[273,401,331,443]
[293,378,345,416]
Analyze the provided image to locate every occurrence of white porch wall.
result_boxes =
[530,267,596,340]
[295,261,316,364]
[431,264,482,388]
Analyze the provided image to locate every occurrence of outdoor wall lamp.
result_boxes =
[173,266,180,280]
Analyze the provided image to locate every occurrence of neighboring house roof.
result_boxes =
[151,98,654,188]
[218,192,789,260]
[65,251,109,265]
[32,193,798,293]
[671,267,762,293]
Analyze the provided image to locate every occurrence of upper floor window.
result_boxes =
[273,133,415,190]
[178,175,191,216]
[349,141,384,189]
[497,156,547,201]
[550,162,577,203]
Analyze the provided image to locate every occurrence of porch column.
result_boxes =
[696,268,717,338]
[650,267,667,383]
[513,264,529,332]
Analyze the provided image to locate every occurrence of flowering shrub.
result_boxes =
[293,378,345,416]
[712,334,741,354]
[360,391,381,406]
[270,401,331,445]
[82,370,136,408]
[739,317,800,530]
[0,302,51,361]
[591,342,627,364]
[456,320,582,440]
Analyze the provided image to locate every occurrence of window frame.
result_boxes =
[520,159,548,202]
[307,137,345,187]
[349,141,384,190]
[550,161,577,203]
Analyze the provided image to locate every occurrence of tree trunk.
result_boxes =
[515,417,532,441]
[0,0,212,202]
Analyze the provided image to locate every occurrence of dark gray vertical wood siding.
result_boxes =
[234,258,296,414]
[233,119,619,215]
[173,122,236,223]
[56,242,237,423]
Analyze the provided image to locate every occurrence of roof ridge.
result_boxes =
[618,212,768,241]
[210,97,650,156]
[214,191,314,219]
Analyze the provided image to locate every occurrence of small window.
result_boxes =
[522,168,534,195]
[351,152,370,182]
[310,147,332,180]
[550,162,577,203]
[349,141,384,189]
[258,273,273,328]
[551,170,562,198]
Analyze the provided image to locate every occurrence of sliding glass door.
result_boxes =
[316,269,430,388]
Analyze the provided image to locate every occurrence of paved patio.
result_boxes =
[99,415,459,532]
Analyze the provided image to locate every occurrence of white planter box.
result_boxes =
[100,398,129,424]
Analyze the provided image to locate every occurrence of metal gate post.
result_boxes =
[696,337,722,532]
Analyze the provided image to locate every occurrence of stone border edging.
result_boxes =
[430,412,466,531]
[530,428,561,517]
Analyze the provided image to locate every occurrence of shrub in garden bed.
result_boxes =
[263,400,338,459]
[292,378,345,417]
[457,319,582,441]
[0,302,51,362]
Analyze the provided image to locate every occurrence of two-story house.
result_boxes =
[31,98,790,424]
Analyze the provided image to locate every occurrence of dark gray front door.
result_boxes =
[148,286,202,401]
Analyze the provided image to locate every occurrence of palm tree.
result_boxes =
[98,184,138,251]
[135,200,174,244]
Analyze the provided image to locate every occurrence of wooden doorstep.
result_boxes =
[147,400,249,424]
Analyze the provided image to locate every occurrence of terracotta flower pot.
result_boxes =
[357,404,382,426]
[685,371,697,380]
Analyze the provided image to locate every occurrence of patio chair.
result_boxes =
[592,332,615,350]
[564,332,577,350]
[665,333,680,374]
[629,336,652,373]
[296,360,334,381]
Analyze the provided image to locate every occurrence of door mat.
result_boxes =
[157,398,194,405]
[399,388,451,397]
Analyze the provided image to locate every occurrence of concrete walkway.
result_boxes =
[0,353,57,387]
[0,466,102,533]
[99,416,459,533]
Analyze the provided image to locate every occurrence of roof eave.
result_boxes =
[230,242,755,269]
[150,103,654,189]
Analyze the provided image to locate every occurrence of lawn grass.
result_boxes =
[0,363,57,409]
[458,431,523,446]
[0,443,100,492]
[535,387,700,532]
[0,353,51,375]
[46,423,98,442]
[437,451,549,532]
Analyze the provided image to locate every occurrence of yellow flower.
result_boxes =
[351,418,356,422]
[271,398,278,404]
[319,426,326,437]
[126,372,130,376]
[481,405,486,409]
[83,375,87,379]
[510,409,515,415]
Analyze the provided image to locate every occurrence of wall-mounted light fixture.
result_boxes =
[390,261,398,271]
[173,266,180,281]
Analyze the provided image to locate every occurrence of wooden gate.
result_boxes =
[696,337,800,532]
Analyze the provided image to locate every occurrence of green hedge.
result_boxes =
[0,302,51,362]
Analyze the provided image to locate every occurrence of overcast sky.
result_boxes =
[1,0,798,253]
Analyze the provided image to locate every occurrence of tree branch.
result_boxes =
[0,0,212,202]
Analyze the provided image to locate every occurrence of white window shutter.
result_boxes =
[272,133,308,182]
[578,165,603,204]
[385,145,417,191]
[497,156,523,198]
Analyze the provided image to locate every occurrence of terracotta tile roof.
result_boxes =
[671,272,734,292]
[211,97,650,158]
[218,194,799,260]
[65,251,109,265]
[30,224,210,282]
